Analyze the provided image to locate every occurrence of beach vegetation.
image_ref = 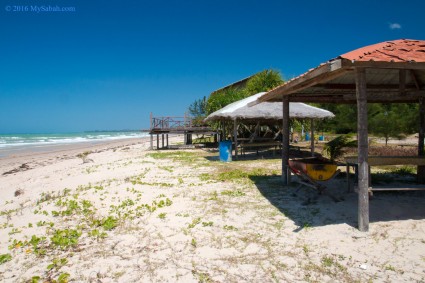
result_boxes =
[50,229,82,249]
[29,235,47,256]
[8,227,21,235]
[47,258,68,272]
[191,238,197,248]
[158,213,166,219]
[0,253,12,265]
[89,229,108,240]
[208,191,219,201]
[244,69,284,96]
[192,269,212,283]
[188,217,201,229]
[202,221,213,227]
[323,135,357,162]
[221,189,246,197]
[147,151,200,164]
[158,165,173,172]
[76,151,93,164]
[223,225,238,231]
[100,216,118,230]
[0,208,17,218]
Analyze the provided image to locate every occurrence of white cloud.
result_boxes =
[389,23,402,30]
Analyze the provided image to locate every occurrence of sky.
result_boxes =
[0,0,424,133]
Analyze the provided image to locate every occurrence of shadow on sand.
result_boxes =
[251,174,425,232]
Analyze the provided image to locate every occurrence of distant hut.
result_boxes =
[205,92,334,157]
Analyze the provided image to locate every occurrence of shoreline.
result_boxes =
[0,137,153,177]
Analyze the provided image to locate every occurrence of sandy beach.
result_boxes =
[1,137,425,282]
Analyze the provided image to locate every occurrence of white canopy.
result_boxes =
[205,92,334,121]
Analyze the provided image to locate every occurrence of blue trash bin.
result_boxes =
[219,141,232,162]
[305,133,310,141]
[319,135,324,141]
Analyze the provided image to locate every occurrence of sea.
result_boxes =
[0,131,149,158]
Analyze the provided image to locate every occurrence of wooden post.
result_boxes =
[166,134,169,148]
[149,112,153,150]
[161,134,164,148]
[233,119,238,160]
[310,118,315,157]
[282,96,290,185]
[356,67,369,232]
[156,134,159,150]
[418,98,425,183]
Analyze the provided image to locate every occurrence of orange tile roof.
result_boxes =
[339,39,425,63]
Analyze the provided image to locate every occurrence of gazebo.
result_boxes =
[205,92,334,158]
[253,39,425,232]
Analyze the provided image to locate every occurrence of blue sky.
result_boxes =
[0,0,424,133]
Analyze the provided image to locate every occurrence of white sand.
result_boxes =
[1,137,425,282]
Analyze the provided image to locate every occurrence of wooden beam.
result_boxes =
[341,59,425,70]
[282,94,425,104]
[282,96,290,185]
[356,67,369,232]
[316,83,419,90]
[259,61,349,103]
[418,99,425,183]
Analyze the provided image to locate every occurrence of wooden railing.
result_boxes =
[150,113,192,129]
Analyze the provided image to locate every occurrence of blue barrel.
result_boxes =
[305,133,310,141]
[219,141,232,162]
[319,135,324,141]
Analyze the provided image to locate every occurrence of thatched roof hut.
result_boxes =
[205,92,334,122]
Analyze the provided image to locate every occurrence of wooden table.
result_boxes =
[345,156,425,192]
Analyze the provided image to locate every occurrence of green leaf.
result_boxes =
[0,253,12,264]
[58,272,70,283]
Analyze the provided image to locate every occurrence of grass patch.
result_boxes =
[221,190,246,197]
[147,151,200,163]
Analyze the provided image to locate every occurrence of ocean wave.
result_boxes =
[0,132,148,149]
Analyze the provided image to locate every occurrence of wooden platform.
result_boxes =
[145,114,219,149]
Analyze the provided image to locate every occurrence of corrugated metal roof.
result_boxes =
[339,39,425,63]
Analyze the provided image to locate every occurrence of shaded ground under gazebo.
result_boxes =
[254,39,425,231]
[205,92,334,158]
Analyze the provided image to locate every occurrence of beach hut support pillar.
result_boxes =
[310,118,315,156]
[150,134,153,150]
[282,96,290,185]
[356,67,369,232]
[162,134,164,148]
[166,134,169,148]
[156,135,159,150]
[418,98,425,183]
[233,119,238,159]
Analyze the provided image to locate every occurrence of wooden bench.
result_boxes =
[238,141,282,156]
[345,156,425,193]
